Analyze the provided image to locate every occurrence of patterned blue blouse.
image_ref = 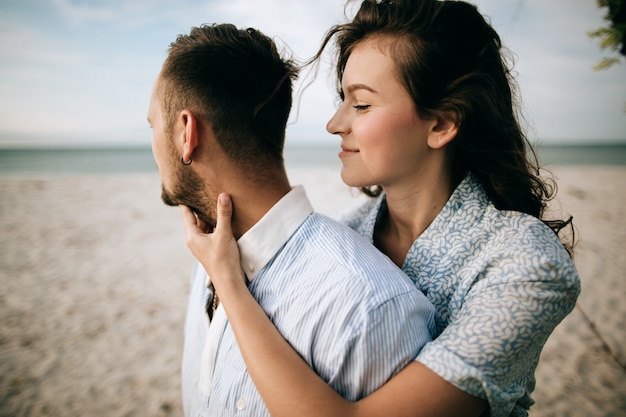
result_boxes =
[339,172,580,417]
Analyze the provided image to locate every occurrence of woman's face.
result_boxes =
[326,40,439,190]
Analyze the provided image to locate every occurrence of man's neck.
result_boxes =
[193,142,292,239]
[227,171,292,240]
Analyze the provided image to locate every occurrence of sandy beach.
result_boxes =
[1,166,625,416]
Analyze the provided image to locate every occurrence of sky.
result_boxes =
[0,0,624,148]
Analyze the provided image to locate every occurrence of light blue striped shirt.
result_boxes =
[181,186,435,417]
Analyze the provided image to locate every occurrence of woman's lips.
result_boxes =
[339,145,359,158]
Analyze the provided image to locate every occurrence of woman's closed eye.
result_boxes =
[352,104,371,111]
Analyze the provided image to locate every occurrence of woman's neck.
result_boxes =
[374,171,456,268]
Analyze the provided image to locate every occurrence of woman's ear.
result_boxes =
[179,109,199,162]
[427,116,458,149]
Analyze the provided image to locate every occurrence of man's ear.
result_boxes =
[427,116,458,149]
[179,109,199,162]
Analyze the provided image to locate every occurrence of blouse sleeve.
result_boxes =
[416,222,580,417]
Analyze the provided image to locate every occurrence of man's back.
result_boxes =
[183,187,435,416]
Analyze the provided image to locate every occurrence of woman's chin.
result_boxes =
[340,170,371,189]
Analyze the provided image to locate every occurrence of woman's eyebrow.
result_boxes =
[345,83,378,94]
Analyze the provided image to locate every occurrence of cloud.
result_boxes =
[0,21,85,76]
[0,0,624,147]
[50,0,117,23]
[0,0,348,146]
[0,22,90,140]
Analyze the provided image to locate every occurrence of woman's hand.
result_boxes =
[180,193,246,295]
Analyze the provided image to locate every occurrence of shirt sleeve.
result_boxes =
[331,289,436,401]
[416,244,580,417]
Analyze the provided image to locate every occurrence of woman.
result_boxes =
[182,0,580,415]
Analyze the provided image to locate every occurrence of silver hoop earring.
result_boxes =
[181,157,192,166]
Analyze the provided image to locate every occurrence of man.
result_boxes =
[148,23,435,417]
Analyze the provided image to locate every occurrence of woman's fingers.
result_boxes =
[214,193,233,237]
[179,196,246,293]
[180,205,199,232]
[179,196,236,254]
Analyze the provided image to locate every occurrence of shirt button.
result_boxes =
[247,264,255,273]
[236,398,246,410]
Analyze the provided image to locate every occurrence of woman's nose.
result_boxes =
[326,105,346,136]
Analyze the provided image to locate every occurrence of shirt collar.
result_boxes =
[237,185,314,281]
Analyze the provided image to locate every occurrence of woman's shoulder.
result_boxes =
[485,206,569,258]
[420,173,579,292]
[454,173,572,261]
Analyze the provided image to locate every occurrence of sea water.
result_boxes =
[0,143,625,175]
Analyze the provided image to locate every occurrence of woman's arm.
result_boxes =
[181,195,487,417]
[220,274,486,417]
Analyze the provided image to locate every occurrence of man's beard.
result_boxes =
[161,162,216,228]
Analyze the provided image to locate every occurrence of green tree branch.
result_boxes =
[588,0,626,70]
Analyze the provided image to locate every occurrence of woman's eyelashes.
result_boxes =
[337,89,371,111]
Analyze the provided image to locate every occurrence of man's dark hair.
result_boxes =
[159,23,299,165]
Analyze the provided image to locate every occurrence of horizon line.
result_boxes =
[1,138,626,151]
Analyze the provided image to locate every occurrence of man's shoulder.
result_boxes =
[293,212,417,299]
[302,212,380,258]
